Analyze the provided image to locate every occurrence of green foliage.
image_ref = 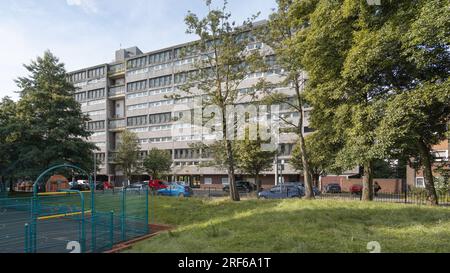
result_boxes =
[5,51,97,178]
[300,0,449,202]
[235,137,275,189]
[182,0,263,201]
[116,130,140,182]
[143,148,173,180]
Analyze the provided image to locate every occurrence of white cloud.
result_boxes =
[66,0,98,14]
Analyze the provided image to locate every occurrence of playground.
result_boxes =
[0,164,152,253]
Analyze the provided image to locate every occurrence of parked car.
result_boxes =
[223,181,256,193]
[324,183,342,193]
[157,183,193,197]
[125,183,147,192]
[95,181,113,190]
[350,184,363,195]
[70,182,90,191]
[258,184,303,199]
[290,182,321,196]
[147,180,168,191]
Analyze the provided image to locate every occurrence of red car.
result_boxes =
[147,180,168,191]
[350,184,363,195]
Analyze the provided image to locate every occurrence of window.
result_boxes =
[87,99,105,106]
[432,150,448,161]
[149,112,172,124]
[416,177,425,188]
[129,127,148,133]
[149,75,172,89]
[71,71,87,82]
[95,153,106,163]
[149,137,172,143]
[174,71,198,84]
[87,67,105,78]
[127,80,148,92]
[149,124,172,132]
[127,115,148,127]
[221,177,229,185]
[149,87,173,96]
[204,177,212,185]
[75,92,87,102]
[87,88,105,100]
[127,91,148,99]
[148,50,172,64]
[127,103,148,111]
[87,121,105,131]
[127,56,148,69]
[148,100,173,108]
[87,110,105,116]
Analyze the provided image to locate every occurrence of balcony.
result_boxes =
[108,64,125,78]
[108,152,118,163]
[108,119,126,131]
[108,85,126,98]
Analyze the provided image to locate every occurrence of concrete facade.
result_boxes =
[68,33,357,187]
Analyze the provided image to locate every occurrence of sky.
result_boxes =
[0,0,277,100]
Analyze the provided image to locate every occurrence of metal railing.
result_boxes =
[108,85,126,97]
[317,191,450,206]
[108,119,126,130]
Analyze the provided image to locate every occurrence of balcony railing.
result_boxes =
[108,152,118,163]
[108,119,126,130]
[108,64,125,75]
[108,85,126,97]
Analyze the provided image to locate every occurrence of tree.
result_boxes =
[0,97,18,191]
[181,0,261,201]
[116,130,140,186]
[290,131,341,189]
[13,51,97,178]
[256,0,319,199]
[300,0,449,204]
[143,148,173,181]
[376,81,450,204]
[235,136,276,194]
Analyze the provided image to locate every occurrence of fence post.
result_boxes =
[405,187,408,204]
[121,189,126,242]
[110,210,114,249]
[145,186,149,234]
[91,181,96,253]
[24,223,29,253]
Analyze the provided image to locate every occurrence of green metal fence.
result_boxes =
[0,164,150,253]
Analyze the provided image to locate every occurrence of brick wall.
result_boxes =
[321,176,404,193]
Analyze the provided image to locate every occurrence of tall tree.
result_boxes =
[116,130,140,186]
[0,97,18,191]
[235,132,276,194]
[143,148,173,181]
[257,0,319,199]
[14,51,97,178]
[290,131,342,189]
[181,0,261,201]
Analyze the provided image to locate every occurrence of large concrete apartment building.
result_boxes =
[68,30,358,188]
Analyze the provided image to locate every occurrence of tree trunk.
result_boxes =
[418,141,438,205]
[255,173,261,198]
[362,161,374,201]
[312,173,320,189]
[222,106,239,201]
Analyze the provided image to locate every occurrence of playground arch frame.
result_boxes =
[30,163,95,253]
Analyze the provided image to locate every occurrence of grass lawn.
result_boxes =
[128,197,450,253]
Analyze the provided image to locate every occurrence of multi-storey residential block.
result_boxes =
[68,30,358,188]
